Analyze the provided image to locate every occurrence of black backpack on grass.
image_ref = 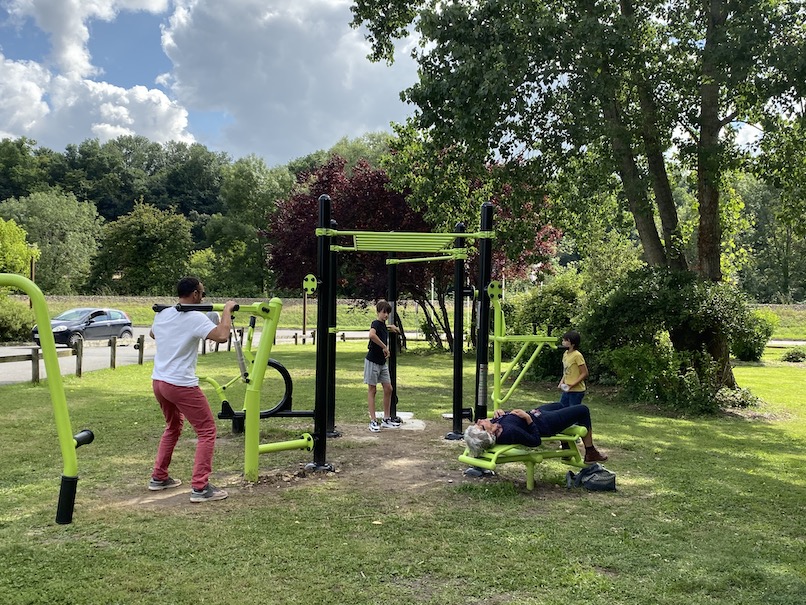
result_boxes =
[566,463,617,491]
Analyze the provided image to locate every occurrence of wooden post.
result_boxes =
[75,340,83,377]
[110,336,117,368]
[137,335,145,364]
[294,333,298,345]
[31,347,40,384]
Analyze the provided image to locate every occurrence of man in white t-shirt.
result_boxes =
[148,277,237,503]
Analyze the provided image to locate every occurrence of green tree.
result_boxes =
[0,190,102,293]
[149,142,229,218]
[735,174,806,302]
[0,218,39,276]
[0,137,51,201]
[89,203,193,295]
[351,0,806,385]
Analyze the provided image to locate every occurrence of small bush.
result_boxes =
[781,347,806,363]
[0,295,35,342]
[714,387,762,409]
[731,308,779,361]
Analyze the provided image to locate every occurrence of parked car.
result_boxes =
[32,308,133,347]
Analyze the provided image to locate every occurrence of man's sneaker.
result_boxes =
[190,483,229,503]
[368,419,381,432]
[390,416,403,424]
[381,417,402,428]
[148,477,182,491]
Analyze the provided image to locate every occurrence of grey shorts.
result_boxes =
[364,359,390,385]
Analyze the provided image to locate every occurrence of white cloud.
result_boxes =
[0,55,51,136]
[162,0,418,163]
[1,0,418,165]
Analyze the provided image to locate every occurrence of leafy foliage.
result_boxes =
[0,190,102,293]
[730,308,778,362]
[88,203,193,295]
[781,347,806,363]
[0,296,35,341]
[0,218,38,276]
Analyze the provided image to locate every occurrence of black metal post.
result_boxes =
[309,194,333,470]
[327,219,340,437]
[446,223,466,439]
[475,202,494,422]
[387,252,399,418]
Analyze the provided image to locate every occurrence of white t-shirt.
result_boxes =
[151,308,216,386]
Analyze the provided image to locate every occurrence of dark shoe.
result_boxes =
[190,483,228,503]
[584,448,609,464]
[148,477,182,491]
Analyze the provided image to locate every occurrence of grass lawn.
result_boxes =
[1,342,804,604]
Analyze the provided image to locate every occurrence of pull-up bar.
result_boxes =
[312,195,494,444]
[317,228,492,254]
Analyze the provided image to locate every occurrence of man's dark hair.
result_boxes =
[376,300,392,313]
[563,330,581,349]
[177,277,201,298]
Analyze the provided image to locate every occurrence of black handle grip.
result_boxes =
[152,303,240,313]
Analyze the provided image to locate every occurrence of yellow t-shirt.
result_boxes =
[562,349,586,392]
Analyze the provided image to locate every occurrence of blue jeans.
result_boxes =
[560,390,585,407]
[529,403,592,434]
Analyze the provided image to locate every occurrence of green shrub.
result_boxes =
[731,308,778,361]
[600,342,721,414]
[502,271,582,380]
[0,295,35,342]
[714,387,762,409]
[781,347,806,363]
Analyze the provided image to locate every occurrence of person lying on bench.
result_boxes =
[464,403,608,464]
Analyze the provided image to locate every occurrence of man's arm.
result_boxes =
[205,301,237,343]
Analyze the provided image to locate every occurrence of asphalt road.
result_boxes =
[0,327,363,386]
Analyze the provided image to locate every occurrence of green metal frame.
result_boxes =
[316,227,493,258]
[191,300,312,482]
[488,281,558,411]
[458,427,588,490]
[456,280,586,490]
[0,273,91,522]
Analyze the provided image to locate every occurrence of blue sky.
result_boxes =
[0,1,419,166]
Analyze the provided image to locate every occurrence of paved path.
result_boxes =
[0,327,369,386]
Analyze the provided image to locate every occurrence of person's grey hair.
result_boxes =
[464,424,496,457]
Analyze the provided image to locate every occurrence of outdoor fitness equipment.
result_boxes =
[310,195,495,459]
[151,299,313,482]
[458,281,587,489]
[0,274,95,524]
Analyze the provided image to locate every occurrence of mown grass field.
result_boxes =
[1,340,804,605]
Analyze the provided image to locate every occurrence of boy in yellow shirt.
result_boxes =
[558,330,588,407]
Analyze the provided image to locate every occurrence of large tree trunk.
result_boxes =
[620,0,688,271]
[696,0,735,387]
[601,98,668,267]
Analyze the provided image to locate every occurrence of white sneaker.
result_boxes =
[368,419,381,432]
[381,417,401,428]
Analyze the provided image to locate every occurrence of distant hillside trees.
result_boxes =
[0,190,102,293]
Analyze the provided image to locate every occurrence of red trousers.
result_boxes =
[152,380,217,490]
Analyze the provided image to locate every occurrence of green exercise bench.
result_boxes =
[458,426,589,491]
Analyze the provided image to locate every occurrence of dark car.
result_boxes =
[32,307,133,347]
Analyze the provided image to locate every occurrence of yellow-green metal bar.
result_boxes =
[0,274,78,476]
[315,228,493,253]
[487,281,557,411]
[385,254,465,264]
[257,433,313,454]
[205,299,283,482]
